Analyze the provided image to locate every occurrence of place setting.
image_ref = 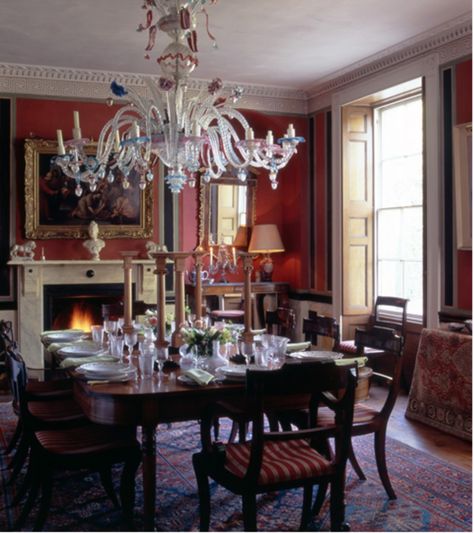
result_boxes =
[75,361,137,384]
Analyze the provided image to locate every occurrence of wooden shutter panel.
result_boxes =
[341,105,373,337]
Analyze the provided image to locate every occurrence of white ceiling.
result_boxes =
[0,0,471,91]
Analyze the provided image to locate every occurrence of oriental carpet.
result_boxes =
[0,402,471,531]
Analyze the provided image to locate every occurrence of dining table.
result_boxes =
[43,334,349,531]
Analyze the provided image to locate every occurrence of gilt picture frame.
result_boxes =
[453,122,472,250]
[24,139,153,239]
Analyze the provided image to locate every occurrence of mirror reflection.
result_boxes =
[209,183,248,245]
[199,173,256,249]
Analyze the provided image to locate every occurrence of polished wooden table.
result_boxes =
[73,369,244,531]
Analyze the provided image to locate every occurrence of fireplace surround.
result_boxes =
[8,259,156,368]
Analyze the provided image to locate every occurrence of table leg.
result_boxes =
[141,425,157,531]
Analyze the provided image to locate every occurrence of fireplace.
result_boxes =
[9,259,157,369]
[43,283,133,331]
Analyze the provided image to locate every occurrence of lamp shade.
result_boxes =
[248,224,285,253]
[233,225,249,247]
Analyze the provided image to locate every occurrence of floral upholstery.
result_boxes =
[224,439,332,485]
[406,328,472,440]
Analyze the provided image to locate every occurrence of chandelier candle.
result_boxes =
[53,0,304,195]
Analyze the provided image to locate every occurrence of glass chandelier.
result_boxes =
[54,0,304,195]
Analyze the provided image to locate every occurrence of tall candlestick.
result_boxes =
[56,129,66,155]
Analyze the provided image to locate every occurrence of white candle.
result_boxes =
[245,128,254,141]
[72,111,82,140]
[192,123,201,137]
[287,123,296,138]
[209,246,214,266]
[56,129,66,155]
[232,246,236,264]
[114,130,121,152]
[266,130,274,145]
[133,121,140,138]
[73,111,80,129]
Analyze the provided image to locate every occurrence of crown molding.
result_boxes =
[0,63,308,115]
[0,13,470,116]
[307,13,472,106]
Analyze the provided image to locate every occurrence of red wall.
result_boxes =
[455,59,472,311]
[15,98,160,260]
[314,111,327,291]
[14,98,310,288]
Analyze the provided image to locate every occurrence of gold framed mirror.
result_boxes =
[198,172,257,249]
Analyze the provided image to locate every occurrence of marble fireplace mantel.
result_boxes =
[8,259,157,369]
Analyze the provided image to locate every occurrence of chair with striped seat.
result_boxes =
[192,361,356,531]
[15,424,141,531]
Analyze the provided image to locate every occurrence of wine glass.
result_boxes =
[124,331,138,357]
[156,347,168,381]
[239,341,255,366]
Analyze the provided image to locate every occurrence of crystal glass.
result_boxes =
[103,320,118,342]
[90,324,104,345]
[239,341,255,366]
[156,347,168,381]
[110,335,125,359]
[139,351,155,379]
[124,331,138,356]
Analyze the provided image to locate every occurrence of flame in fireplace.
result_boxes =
[69,303,95,332]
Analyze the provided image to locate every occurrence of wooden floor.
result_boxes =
[366,384,472,471]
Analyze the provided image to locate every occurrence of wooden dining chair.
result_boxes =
[15,424,142,531]
[4,347,85,490]
[192,362,356,531]
[313,326,404,504]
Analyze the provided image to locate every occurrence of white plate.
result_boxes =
[287,350,343,361]
[57,342,106,357]
[76,362,135,376]
[42,330,86,343]
[84,373,135,382]
[216,364,269,380]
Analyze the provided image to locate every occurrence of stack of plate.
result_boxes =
[57,341,108,358]
[216,364,269,382]
[76,362,137,382]
[41,330,86,345]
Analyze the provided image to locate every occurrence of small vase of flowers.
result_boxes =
[180,321,233,370]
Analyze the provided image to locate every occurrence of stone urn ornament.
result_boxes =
[83,221,105,260]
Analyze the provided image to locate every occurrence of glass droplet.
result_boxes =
[75,185,83,197]
[122,179,130,189]
[107,172,115,183]
[139,180,146,190]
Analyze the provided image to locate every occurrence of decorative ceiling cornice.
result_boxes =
[0,62,308,115]
[307,12,472,103]
[0,13,470,116]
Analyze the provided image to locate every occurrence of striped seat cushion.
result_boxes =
[211,310,245,319]
[317,403,379,427]
[28,397,85,423]
[337,340,359,354]
[35,425,138,456]
[224,439,332,485]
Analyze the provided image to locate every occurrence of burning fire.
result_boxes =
[69,303,95,332]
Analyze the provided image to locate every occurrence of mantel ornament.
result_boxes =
[83,221,105,260]
[146,241,168,259]
[10,241,36,261]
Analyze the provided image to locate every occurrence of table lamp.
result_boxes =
[248,224,285,282]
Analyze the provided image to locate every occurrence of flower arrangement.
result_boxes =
[180,321,233,356]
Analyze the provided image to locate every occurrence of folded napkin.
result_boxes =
[334,356,368,368]
[286,341,311,353]
[183,369,215,386]
[60,354,117,369]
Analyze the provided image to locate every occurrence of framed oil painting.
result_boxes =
[24,139,153,239]
[453,122,472,250]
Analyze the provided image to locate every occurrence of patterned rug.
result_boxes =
[0,401,471,532]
